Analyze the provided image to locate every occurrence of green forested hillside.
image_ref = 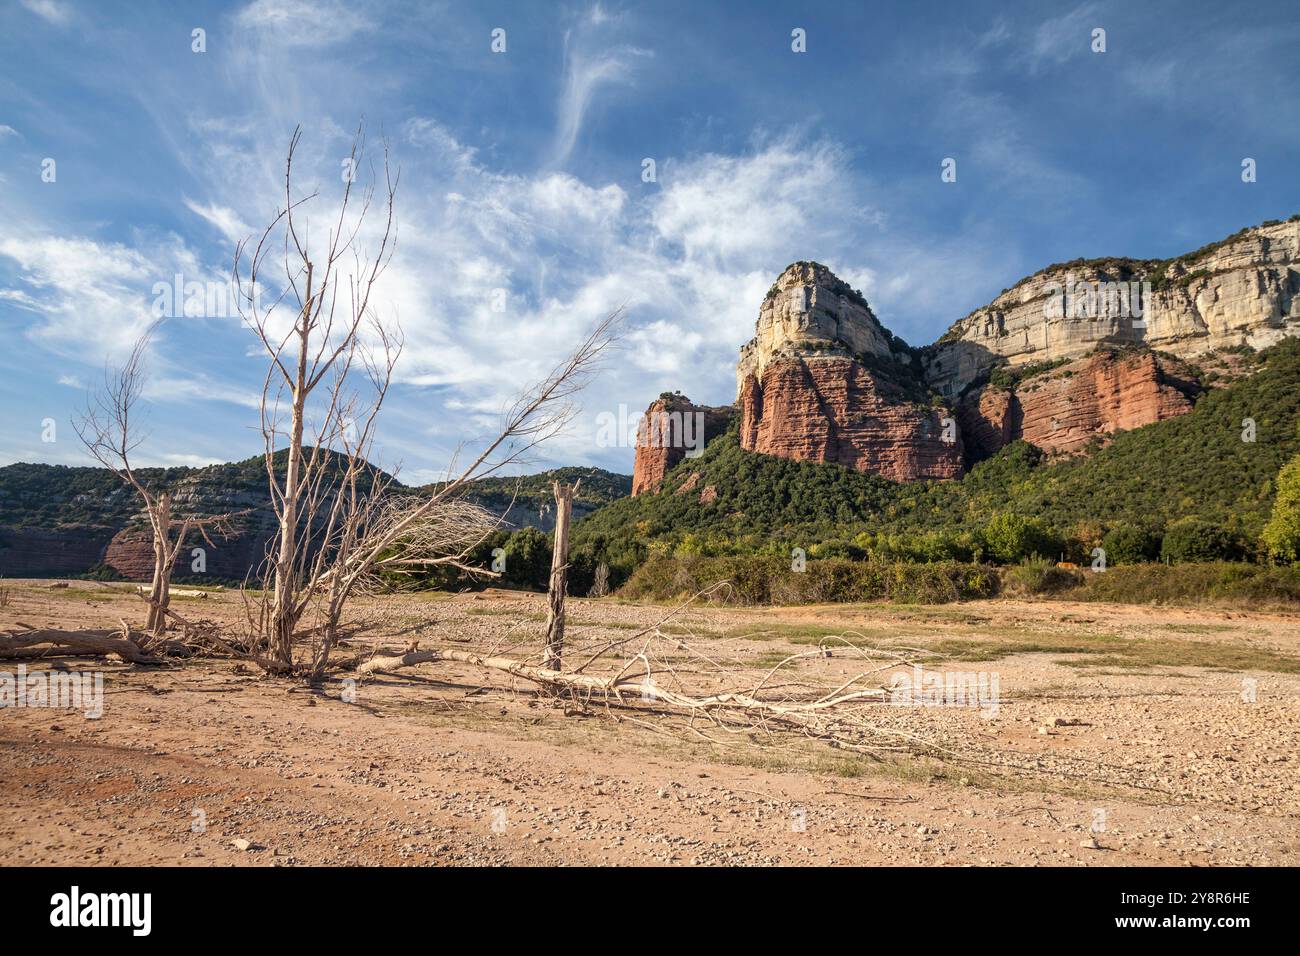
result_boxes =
[572,339,1300,581]
[0,454,276,528]
[0,450,630,533]
[417,466,631,514]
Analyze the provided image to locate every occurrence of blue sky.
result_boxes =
[1,0,1298,481]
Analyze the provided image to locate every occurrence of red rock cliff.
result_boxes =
[738,356,964,481]
[631,396,733,495]
[958,348,1199,461]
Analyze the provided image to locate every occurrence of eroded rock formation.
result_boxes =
[736,261,905,395]
[738,357,963,481]
[956,384,1019,465]
[958,349,1200,461]
[640,220,1296,488]
[731,262,962,482]
[630,395,733,495]
[101,523,273,581]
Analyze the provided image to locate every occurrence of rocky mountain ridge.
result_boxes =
[632,216,1300,493]
[925,217,1300,396]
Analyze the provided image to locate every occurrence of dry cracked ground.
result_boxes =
[1,579,1297,866]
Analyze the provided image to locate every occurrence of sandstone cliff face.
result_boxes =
[958,349,1199,461]
[631,396,733,495]
[956,385,1018,464]
[925,220,1300,396]
[730,261,962,482]
[739,356,963,481]
[736,261,905,398]
[101,523,275,582]
[639,220,1297,488]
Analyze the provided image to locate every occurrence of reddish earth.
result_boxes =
[3,581,1298,866]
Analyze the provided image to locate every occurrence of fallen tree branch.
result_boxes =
[0,628,163,664]
[356,644,902,754]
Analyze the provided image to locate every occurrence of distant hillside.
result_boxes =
[0,449,397,530]
[0,452,630,579]
[572,338,1300,582]
[418,467,632,531]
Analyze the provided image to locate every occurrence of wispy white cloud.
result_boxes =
[0,233,209,358]
[0,288,42,311]
[0,0,1152,475]
[652,137,873,271]
[549,8,651,167]
[1025,3,1099,73]
[19,0,71,26]
[183,198,253,245]
[403,118,479,173]
[146,372,264,411]
[959,4,1098,75]
[234,0,372,47]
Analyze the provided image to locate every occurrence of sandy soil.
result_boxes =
[1,579,1297,866]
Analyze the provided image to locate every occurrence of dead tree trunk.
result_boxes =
[145,492,172,633]
[269,288,311,668]
[74,333,237,639]
[589,561,610,598]
[542,480,578,670]
[1,627,167,664]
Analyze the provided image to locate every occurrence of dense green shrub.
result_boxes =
[1262,455,1300,563]
[1069,561,1300,607]
[496,527,551,589]
[617,556,999,606]
[982,514,1060,564]
[1005,555,1083,595]
[1101,522,1162,565]
[1160,518,1245,563]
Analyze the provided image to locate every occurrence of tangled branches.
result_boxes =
[356,585,952,762]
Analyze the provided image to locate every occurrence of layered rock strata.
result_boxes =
[738,356,963,481]
[958,349,1200,461]
[926,219,1300,396]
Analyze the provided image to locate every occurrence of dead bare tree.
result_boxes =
[233,121,400,672]
[233,120,620,677]
[297,315,618,677]
[74,330,238,634]
[588,561,610,598]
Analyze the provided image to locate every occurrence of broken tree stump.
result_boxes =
[542,479,579,671]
